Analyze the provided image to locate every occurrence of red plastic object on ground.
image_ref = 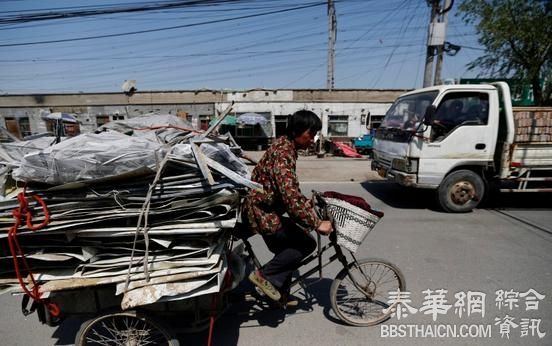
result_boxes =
[333,142,362,158]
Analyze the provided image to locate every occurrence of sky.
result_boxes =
[0,0,485,93]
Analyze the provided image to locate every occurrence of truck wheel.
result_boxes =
[437,170,485,213]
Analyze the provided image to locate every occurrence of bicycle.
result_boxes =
[233,190,406,326]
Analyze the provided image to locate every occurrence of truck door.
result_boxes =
[418,91,497,186]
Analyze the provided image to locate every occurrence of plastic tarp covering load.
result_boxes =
[97,114,196,144]
[96,114,193,134]
[0,137,64,197]
[0,137,61,164]
[12,132,165,184]
[0,114,257,310]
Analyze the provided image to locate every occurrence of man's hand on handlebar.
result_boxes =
[316,220,333,236]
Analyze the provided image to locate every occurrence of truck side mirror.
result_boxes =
[423,106,436,125]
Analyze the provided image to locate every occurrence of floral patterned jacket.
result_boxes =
[244,136,321,234]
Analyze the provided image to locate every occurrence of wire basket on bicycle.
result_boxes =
[317,191,383,253]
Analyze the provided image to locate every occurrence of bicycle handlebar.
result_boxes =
[310,190,327,220]
[311,190,337,239]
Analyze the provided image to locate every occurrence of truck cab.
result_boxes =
[372,84,501,212]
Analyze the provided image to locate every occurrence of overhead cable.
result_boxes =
[0,2,325,47]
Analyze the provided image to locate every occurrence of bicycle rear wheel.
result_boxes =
[330,258,405,326]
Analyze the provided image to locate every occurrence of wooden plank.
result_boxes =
[202,102,234,137]
[189,140,215,185]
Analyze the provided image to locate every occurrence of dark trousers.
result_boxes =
[260,218,317,292]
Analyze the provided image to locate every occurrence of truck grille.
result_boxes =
[376,153,392,168]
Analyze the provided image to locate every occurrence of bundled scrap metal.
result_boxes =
[0,111,259,310]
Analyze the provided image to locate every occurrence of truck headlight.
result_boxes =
[392,158,418,173]
[392,159,406,171]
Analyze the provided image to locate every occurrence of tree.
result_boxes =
[458,0,552,105]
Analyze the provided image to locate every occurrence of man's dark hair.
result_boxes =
[286,110,322,139]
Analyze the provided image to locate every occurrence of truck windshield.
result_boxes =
[381,91,438,131]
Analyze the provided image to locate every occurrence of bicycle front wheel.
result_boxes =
[330,258,405,326]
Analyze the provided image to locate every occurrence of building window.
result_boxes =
[112,115,124,121]
[274,115,288,137]
[369,115,384,130]
[45,120,55,133]
[96,115,110,127]
[18,117,31,138]
[176,110,188,119]
[328,115,349,136]
[199,115,211,131]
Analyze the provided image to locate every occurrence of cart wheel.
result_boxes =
[330,258,405,326]
[75,311,179,346]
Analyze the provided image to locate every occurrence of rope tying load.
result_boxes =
[7,190,60,317]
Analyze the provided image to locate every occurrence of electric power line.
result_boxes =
[0,2,326,47]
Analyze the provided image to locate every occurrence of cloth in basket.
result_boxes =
[321,192,383,253]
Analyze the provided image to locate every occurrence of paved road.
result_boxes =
[1,174,551,345]
[198,182,551,346]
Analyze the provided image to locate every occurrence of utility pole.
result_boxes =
[327,0,336,91]
[423,0,453,87]
[423,0,439,88]
[434,0,451,85]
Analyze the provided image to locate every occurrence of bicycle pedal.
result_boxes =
[243,293,257,302]
[254,286,266,297]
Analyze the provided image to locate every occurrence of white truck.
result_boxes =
[371,82,552,212]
